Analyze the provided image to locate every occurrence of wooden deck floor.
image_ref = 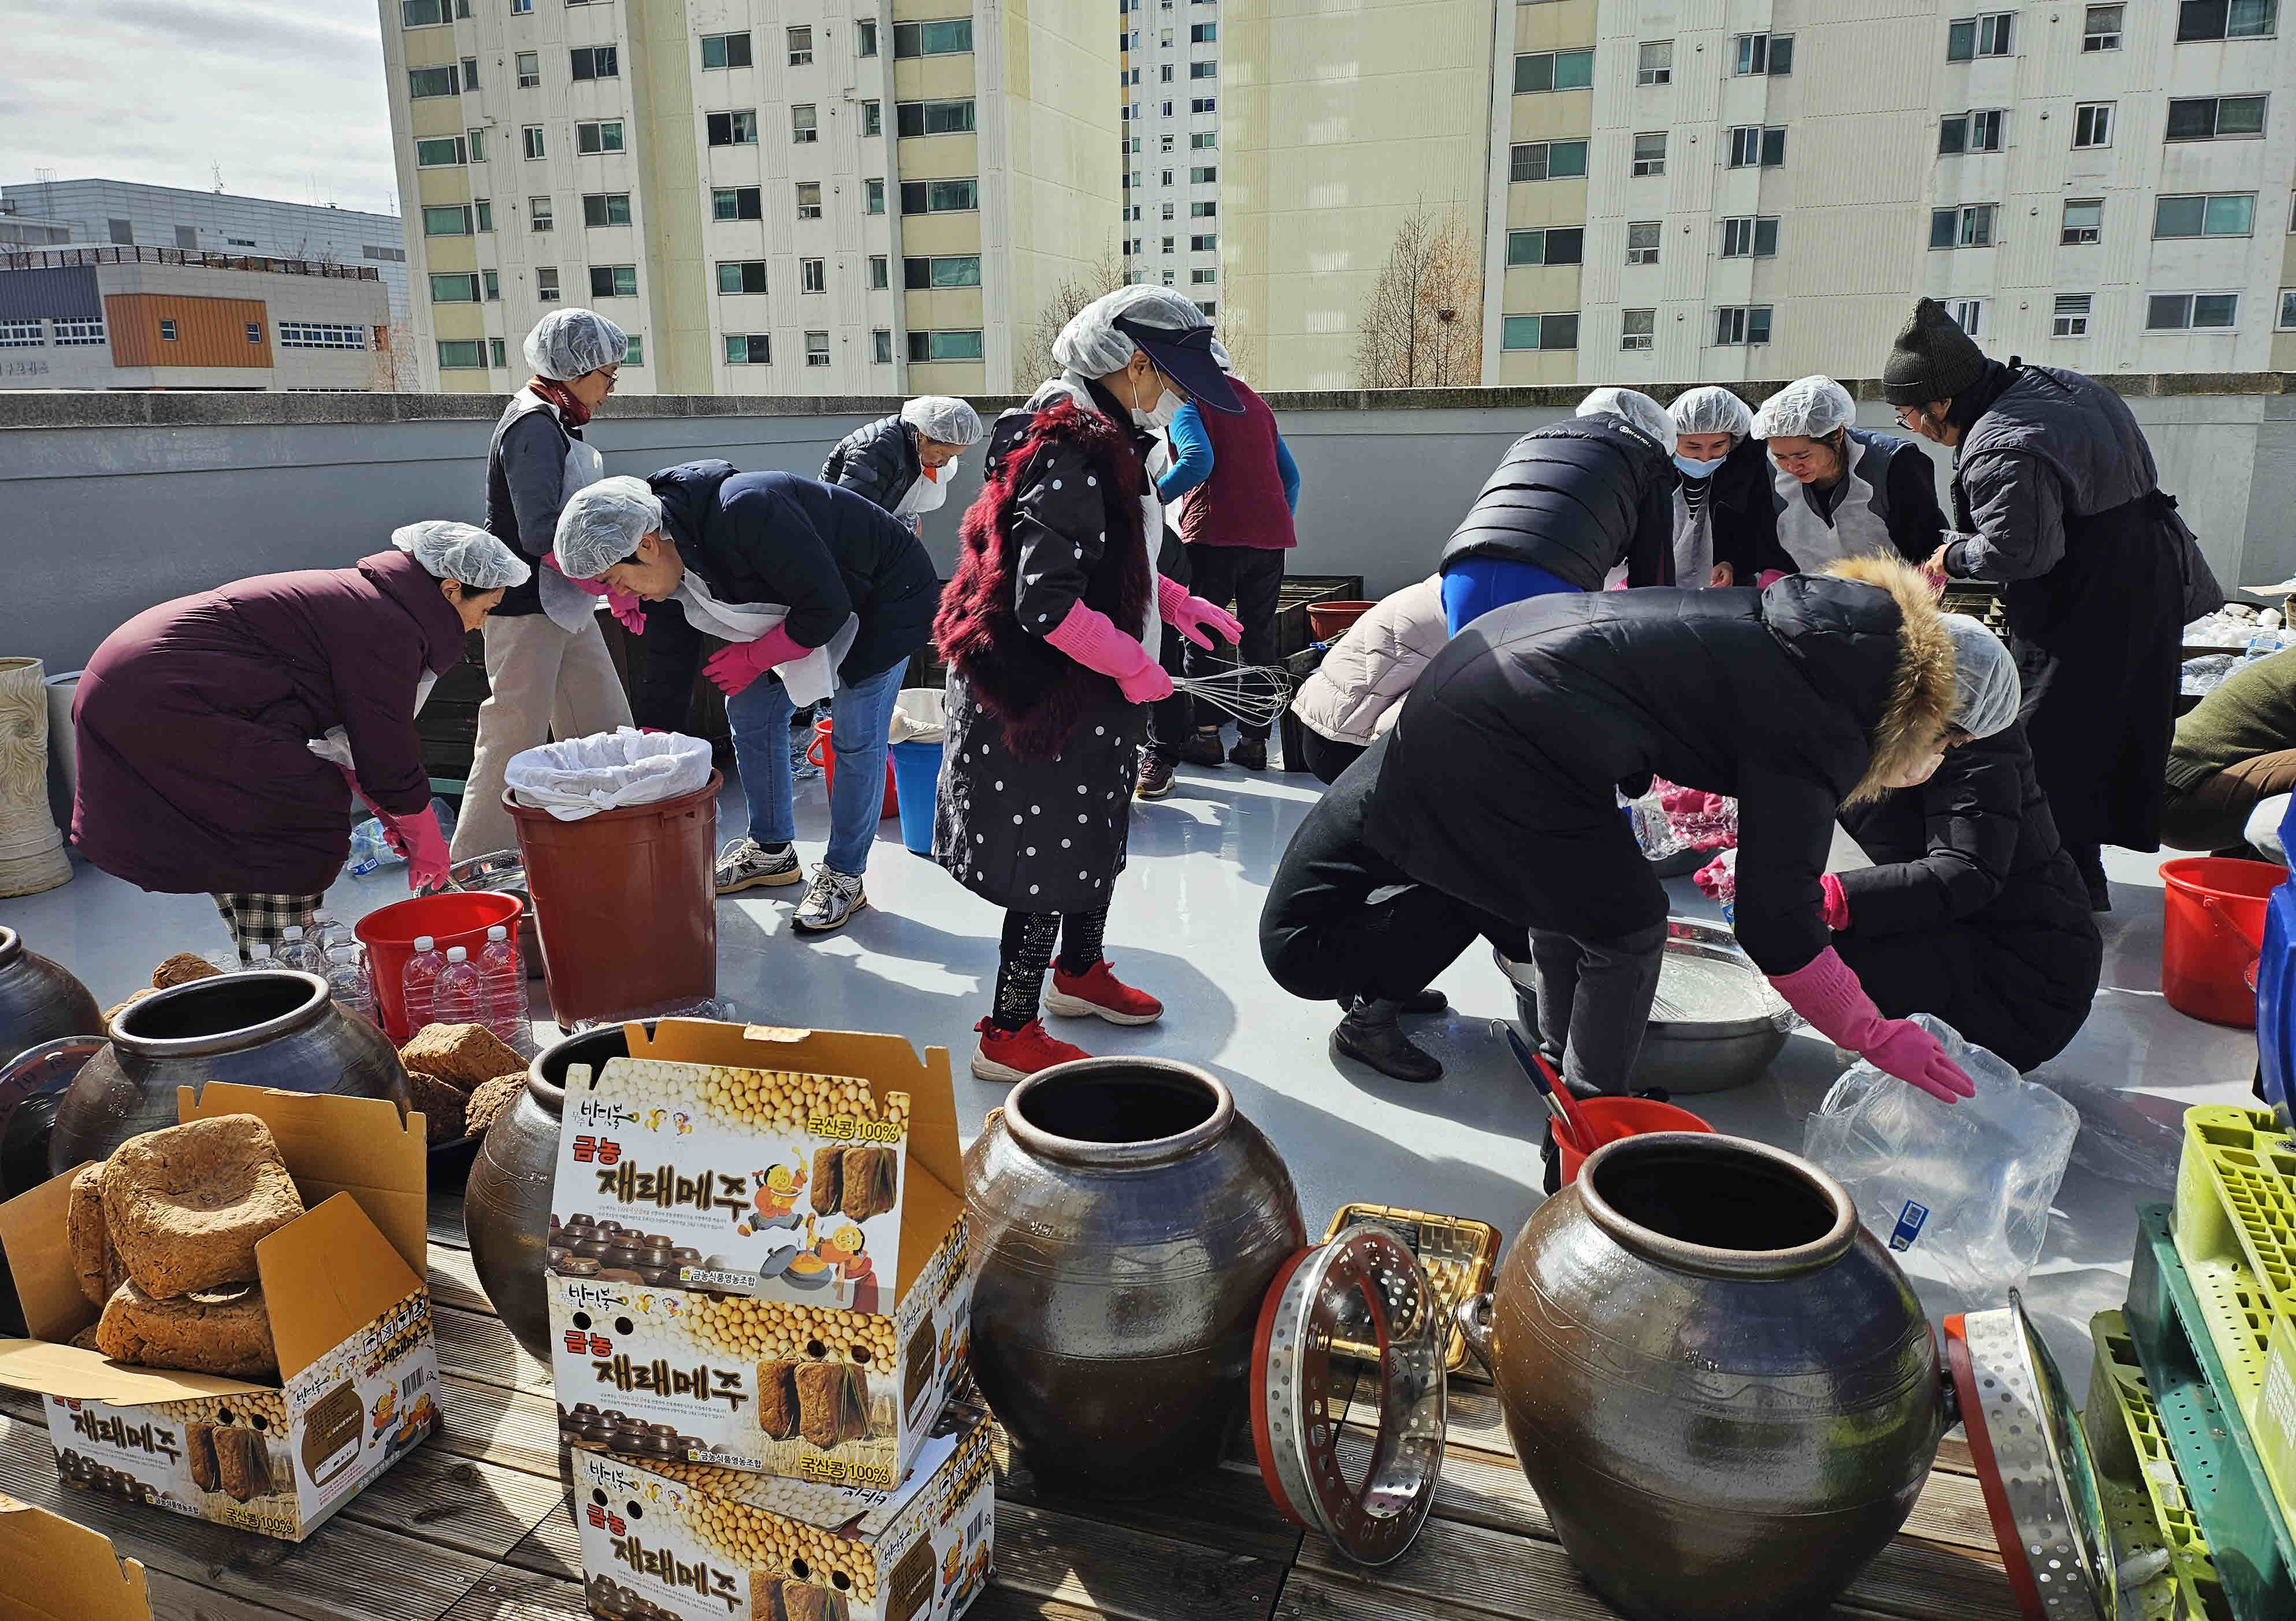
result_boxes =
[0,1193,2021,1621]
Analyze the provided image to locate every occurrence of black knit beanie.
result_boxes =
[1882,297,1989,406]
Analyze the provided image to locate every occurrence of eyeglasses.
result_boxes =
[1893,407,1924,430]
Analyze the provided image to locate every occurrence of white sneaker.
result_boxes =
[714,838,801,895]
[793,866,868,933]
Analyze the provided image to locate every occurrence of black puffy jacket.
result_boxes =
[647,461,938,682]
[821,415,921,514]
[1709,436,1785,581]
[1439,416,1677,591]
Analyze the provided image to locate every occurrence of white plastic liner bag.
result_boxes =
[504,728,715,821]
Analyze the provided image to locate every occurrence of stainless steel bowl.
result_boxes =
[447,848,544,979]
[1496,918,1795,1095]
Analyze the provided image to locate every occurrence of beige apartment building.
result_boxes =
[379,0,1119,396]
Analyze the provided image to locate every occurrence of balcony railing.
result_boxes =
[0,246,381,280]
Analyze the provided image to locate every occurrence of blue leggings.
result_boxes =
[1440,557,1580,636]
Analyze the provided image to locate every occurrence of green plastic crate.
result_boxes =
[2087,1310,2230,1621]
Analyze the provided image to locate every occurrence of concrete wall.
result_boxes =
[2,377,2289,677]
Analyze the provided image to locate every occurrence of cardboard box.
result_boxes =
[0,1493,153,1621]
[0,1086,439,1542]
[571,1404,994,1621]
[2253,1311,2296,1526]
[547,1023,976,1489]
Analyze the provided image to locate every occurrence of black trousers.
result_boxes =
[1298,730,1366,787]
[1183,544,1286,739]
[1834,923,2098,1073]
[1143,626,1191,765]
[629,596,707,732]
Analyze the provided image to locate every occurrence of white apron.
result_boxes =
[539,436,611,633]
[1771,440,1897,572]
[1671,485,1714,585]
[674,573,859,707]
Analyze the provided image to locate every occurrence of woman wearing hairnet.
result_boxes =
[821,396,984,535]
[1666,385,1780,587]
[932,285,1246,1081]
[1751,375,1947,572]
[452,308,639,862]
[70,523,526,958]
[1437,387,1675,634]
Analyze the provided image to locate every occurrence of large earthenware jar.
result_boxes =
[964,1058,1306,1497]
[0,926,101,1063]
[49,971,408,1172]
[1473,1133,1943,1621]
[466,1025,623,1360]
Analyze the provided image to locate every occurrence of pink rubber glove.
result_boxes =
[545,552,646,633]
[704,625,808,697]
[1819,874,1851,932]
[1156,575,1243,650]
[1042,600,1173,704]
[387,804,451,894]
[1767,947,1974,1103]
[332,763,390,825]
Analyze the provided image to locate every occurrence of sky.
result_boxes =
[0,0,401,219]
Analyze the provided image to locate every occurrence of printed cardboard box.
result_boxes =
[0,1086,438,1542]
[0,1493,153,1621]
[548,1023,976,1489]
[571,1404,994,1621]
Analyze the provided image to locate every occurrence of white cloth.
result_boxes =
[307,672,440,773]
[673,573,859,707]
[540,432,611,632]
[891,462,953,520]
[1670,487,1714,586]
[504,727,715,821]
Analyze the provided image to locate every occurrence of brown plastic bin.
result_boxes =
[504,770,721,1028]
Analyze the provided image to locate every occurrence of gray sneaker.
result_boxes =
[715,838,801,895]
[793,865,869,933]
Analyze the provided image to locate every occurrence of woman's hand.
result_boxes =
[1708,562,1734,588]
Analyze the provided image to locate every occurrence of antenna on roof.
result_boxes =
[211,162,225,194]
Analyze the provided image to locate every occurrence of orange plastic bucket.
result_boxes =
[1556,1096,1714,1185]
[1306,601,1376,642]
[354,890,525,1044]
[2160,856,2282,1028]
[808,717,898,818]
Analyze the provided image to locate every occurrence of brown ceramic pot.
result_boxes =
[0,926,101,1066]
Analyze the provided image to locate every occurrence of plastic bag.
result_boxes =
[504,728,715,822]
[1803,1014,2079,1293]
[347,796,458,876]
[889,687,947,745]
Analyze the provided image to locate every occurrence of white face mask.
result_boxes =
[1881,751,1946,789]
[1129,366,1182,431]
[1674,454,1725,480]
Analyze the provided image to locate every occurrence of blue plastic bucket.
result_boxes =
[890,740,943,856]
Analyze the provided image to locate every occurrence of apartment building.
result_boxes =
[380,0,1119,396]
[1117,0,1224,310]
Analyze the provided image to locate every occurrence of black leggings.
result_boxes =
[992,904,1111,1029]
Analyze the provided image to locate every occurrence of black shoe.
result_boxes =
[1401,988,1448,1016]
[1330,1015,1443,1083]
[2085,869,2112,912]
[1230,736,1268,771]
[1135,753,1176,800]
[1177,731,1226,768]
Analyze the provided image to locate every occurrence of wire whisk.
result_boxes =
[1172,664,1295,728]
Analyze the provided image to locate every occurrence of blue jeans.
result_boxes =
[727,661,906,876]
[1439,557,1580,636]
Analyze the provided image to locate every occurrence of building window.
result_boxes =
[894,18,975,56]
[2148,292,2241,329]
[529,195,553,231]
[1191,166,1217,184]
[1500,313,1579,351]
[408,65,459,99]
[1719,216,1779,257]
[897,99,977,136]
[908,329,985,362]
[523,125,547,159]
[857,18,879,56]
[570,45,618,80]
[1510,139,1589,181]
[1621,309,1655,351]
[795,181,823,219]
[800,257,827,292]
[474,199,493,231]
[1161,236,1176,252]
[486,336,506,368]
[1940,109,2005,153]
[1946,13,2016,59]
[1713,306,1773,346]
[2084,4,2123,47]
[2176,0,2278,39]
[1191,266,1216,284]
[460,54,479,88]
[1514,50,1593,92]
[865,178,886,214]
[1734,33,1793,74]
[415,135,467,167]
[868,255,889,288]
[437,339,486,369]
[1636,40,1672,84]
[400,0,454,24]
[422,205,473,236]
[2074,103,2113,148]
[1727,126,1787,167]
[242,320,262,344]
[536,267,559,302]
[1189,232,1217,250]
[516,51,540,88]
[1506,227,1584,266]
[468,127,488,162]
[1191,131,1217,149]
[1948,298,1985,337]
[3,318,56,346]
[430,272,481,302]
[701,32,753,69]
[1632,133,1666,176]
[52,318,105,346]
[712,186,763,220]
[717,260,768,294]
[582,192,631,227]
[905,254,983,288]
[2154,192,2256,236]
[2062,198,2104,243]
[2282,288,2296,329]
[575,120,625,154]
[787,25,814,65]
[1930,203,1998,246]
[804,331,832,366]
[511,0,530,13]
[483,269,499,299]
[1190,61,1216,79]
[873,328,893,363]
[786,105,818,145]
[861,101,882,138]
[901,177,979,213]
[1191,21,1216,40]
[1190,201,1216,218]
[1191,97,1216,113]
[589,265,637,298]
[2166,97,2268,141]
[725,334,772,365]
[279,322,368,349]
[1625,220,1660,264]
[2052,294,2093,336]
[707,110,759,146]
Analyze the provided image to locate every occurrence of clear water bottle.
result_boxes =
[476,925,526,1046]
[432,945,482,1027]
[328,944,377,1027]
[240,943,275,973]
[277,925,325,977]
[310,908,347,955]
[347,819,396,876]
[402,935,445,1034]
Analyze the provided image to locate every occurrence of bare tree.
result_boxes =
[1354,207,1481,389]
[1016,250,1128,384]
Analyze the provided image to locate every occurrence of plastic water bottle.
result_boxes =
[432,946,482,1028]
[402,935,445,1033]
[347,819,396,876]
[476,925,526,1046]
[2244,630,2283,667]
[310,908,348,955]
[327,944,377,1027]
[243,943,275,971]
[277,926,325,977]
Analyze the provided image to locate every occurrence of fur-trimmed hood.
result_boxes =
[1819,552,1957,804]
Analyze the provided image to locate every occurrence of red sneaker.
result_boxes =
[971,1018,1091,1083]
[1045,960,1165,1026]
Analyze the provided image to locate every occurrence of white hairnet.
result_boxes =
[553,476,663,579]
[1751,375,1858,441]
[1669,385,1755,442]
[1210,338,1232,373]
[1576,387,1674,449]
[900,395,983,446]
[1052,284,1208,377]
[1943,614,2020,739]
[523,307,628,381]
[391,521,532,589]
